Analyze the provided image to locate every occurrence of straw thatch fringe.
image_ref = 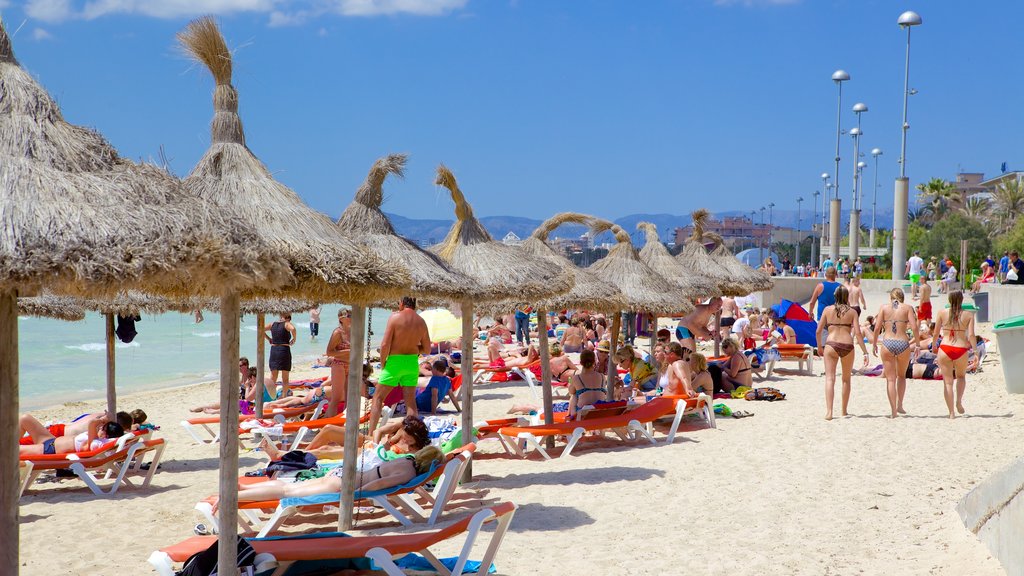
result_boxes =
[18,295,85,321]
[431,165,573,302]
[704,232,773,294]
[179,18,411,304]
[636,222,717,301]
[1,18,290,298]
[585,221,691,315]
[690,208,711,241]
[337,155,475,303]
[480,212,626,316]
[0,16,15,65]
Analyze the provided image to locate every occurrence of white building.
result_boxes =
[501,231,522,246]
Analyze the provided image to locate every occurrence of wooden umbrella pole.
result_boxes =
[0,290,19,574]
[217,292,241,573]
[105,313,116,418]
[365,308,373,360]
[713,310,722,357]
[339,304,366,531]
[606,312,621,396]
[460,301,474,480]
[537,307,554,449]
[648,313,656,373]
[255,312,266,414]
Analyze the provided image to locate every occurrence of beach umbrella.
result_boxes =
[587,220,691,393]
[678,209,748,297]
[636,222,719,301]
[705,232,774,294]
[17,294,86,322]
[337,153,477,305]
[178,17,411,546]
[419,308,463,342]
[1,17,289,574]
[431,165,572,476]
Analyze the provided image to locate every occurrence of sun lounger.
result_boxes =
[180,400,329,445]
[760,343,814,377]
[197,444,475,536]
[497,396,689,460]
[21,437,166,497]
[658,393,716,429]
[19,461,33,498]
[151,501,517,576]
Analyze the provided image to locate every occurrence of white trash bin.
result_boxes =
[993,315,1024,394]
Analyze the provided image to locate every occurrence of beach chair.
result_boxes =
[180,400,328,445]
[497,396,689,460]
[21,437,167,497]
[197,444,475,536]
[767,343,814,375]
[18,461,33,498]
[150,502,517,576]
[659,393,716,429]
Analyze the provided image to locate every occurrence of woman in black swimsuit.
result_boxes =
[265,313,297,395]
[815,285,869,420]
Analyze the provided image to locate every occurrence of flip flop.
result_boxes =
[732,410,754,419]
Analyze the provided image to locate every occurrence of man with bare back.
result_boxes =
[368,296,431,434]
[719,296,744,340]
[676,297,722,352]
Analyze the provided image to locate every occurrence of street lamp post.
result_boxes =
[893,10,922,280]
[796,196,804,274]
[871,148,883,247]
[759,206,766,264]
[812,189,820,266]
[830,69,850,264]
[768,202,775,262]
[749,210,757,252]
[849,103,867,261]
[820,172,830,264]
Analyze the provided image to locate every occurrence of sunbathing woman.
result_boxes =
[559,317,586,353]
[816,285,869,420]
[871,287,919,418]
[19,413,125,456]
[502,345,540,368]
[717,337,752,393]
[931,290,977,418]
[325,309,352,417]
[615,344,656,394]
[238,445,443,502]
[565,350,608,419]
[549,343,580,384]
[689,352,714,395]
[264,383,331,410]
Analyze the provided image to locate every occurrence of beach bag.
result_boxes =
[744,387,786,402]
[266,450,317,475]
[1008,268,1019,282]
[176,535,256,576]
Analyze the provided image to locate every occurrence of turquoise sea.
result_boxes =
[18,306,392,410]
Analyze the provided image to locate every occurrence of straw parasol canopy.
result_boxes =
[17,294,85,321]
[178,18,410,303]
[588,220,692,315]
[0,18,289,299]
[636,221,718,302]
[705,232,774,294]
[478,212,626,317]
[431,165,573,301]
[678,209,747,297]
[337,154,475,304]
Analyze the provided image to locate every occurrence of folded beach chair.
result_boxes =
[21,437,167,497]
[497,396,690,460]
[18,461,33,498]
[197,444,475,537]
[150,501,517,576]
[180,400,329,445]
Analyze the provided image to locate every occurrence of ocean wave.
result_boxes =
[192,331,221,338]
[65,342,140,352]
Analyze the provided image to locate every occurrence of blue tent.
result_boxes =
[770,299,818,346]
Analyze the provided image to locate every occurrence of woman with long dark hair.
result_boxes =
[816,285,869,420]
[931,290,976,418]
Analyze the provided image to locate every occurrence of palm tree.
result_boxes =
[992,178,1024,233]
[961,196,991,221]
[916,177,960,225]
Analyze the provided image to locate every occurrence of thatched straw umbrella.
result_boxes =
[678,209,746,296]
[705,232,774,294]
[1,17,289,572]
[338,154,476,305]
[431,165,573,475]
[637,222,718,301]
[588,220,692,393]
[178,17,411,544]
[18,294,86,322]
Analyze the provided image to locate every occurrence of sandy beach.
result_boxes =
[18,292,1023,575]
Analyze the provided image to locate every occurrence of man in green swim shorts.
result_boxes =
[369,296,432,434]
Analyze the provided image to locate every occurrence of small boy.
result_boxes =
[415,360,460,414]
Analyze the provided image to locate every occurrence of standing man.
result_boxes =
[663,342,696,397]
[918,276,933,326]
[719,296,744,340]
[675,297,723,352]
[514,307,531,345]
[808,266,842,321]
[1007,251,1024,285]
[847,275,867,317]
[368,296,431,434]
[309,306,321,342]
[906,251,925,299]
[264,314,297,396]
[999,251,1011,283]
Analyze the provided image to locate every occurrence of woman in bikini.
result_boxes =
[559,317,586,353]
[549,343,580,384]
[565,350,608,419]
[871,288,920,418]
[652,343,669,392]
[689,352,714,395]
[324,309,352,417]
[815,285,869,420]
[718,337,752,393]
[931,290,976,419]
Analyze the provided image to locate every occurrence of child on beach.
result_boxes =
[415,360,460,414]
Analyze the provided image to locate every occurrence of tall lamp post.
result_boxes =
[830,69,850,264]
[768,202,775,262]
[749,210,757,252]
[856,160,867,258]
[871,147,883,247]
[849,102,867,261]
[759,206,766,264]
[820,172,830,263]
[811,189,820,266]
[796,196,804,273]
[893,11,922,279]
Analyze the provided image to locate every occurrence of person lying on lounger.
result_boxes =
[263,383,332,410]
[265,415,430,461]
[19,413,125,456]
[237,445,443,502]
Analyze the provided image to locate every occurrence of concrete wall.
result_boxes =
[979,284,1024,324]
[748,277,918,309]
[956,456,1024,576]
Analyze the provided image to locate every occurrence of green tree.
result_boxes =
[916,177,959,226]
[992,179,1024,234]
[907,221,928,255]
[922,213,991,267]
[996,216,1024,254]
[961,196,991,221]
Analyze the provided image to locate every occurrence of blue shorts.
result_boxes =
[676,326,693,341]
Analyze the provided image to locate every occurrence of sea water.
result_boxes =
[18,306,393,411]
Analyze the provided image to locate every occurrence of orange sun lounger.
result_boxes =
[180,400,329,445]
[21,437,166,497]
[150,501,517,576]
[497,396,696,460]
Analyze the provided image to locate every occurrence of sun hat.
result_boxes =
[596,340,611,353]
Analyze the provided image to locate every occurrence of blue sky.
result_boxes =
[3,0,1021,223]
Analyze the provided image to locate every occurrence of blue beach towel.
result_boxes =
[278,461,440,509]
